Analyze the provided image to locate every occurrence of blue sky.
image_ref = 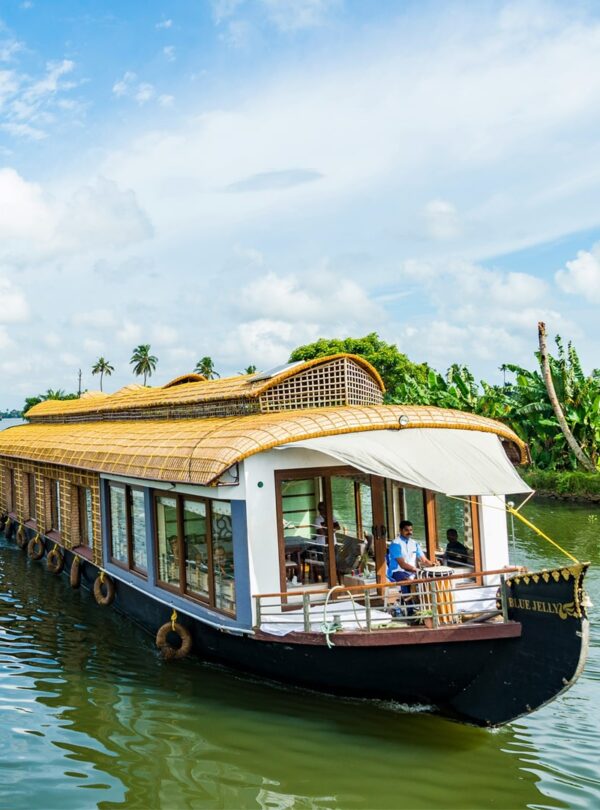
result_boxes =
[1,0,600,408]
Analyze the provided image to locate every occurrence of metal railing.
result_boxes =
[254,567,521,634]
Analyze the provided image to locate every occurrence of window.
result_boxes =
[27,474,36,522]
[7,469,16,514]
[434,493,476,568]
[154,492,235,615]
[50,480,61,532]
[156,494,178,584]
[78,487,93,548]
[403,487,426,546]
[108,482,147,574]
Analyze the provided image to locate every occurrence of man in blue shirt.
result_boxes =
[387,520,437,584]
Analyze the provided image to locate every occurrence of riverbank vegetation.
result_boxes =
[291,332,600,480]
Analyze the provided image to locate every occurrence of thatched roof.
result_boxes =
[0,405,527,485]
[26,354,386,423]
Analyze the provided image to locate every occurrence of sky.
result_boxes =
[1,0,600,408]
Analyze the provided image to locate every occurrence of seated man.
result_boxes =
[314,501,340,546]
[387,520,437,589]
[445,527,471,564]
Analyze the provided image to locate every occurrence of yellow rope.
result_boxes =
[171,609,177,630]
[446,494,580,564]
[506,505,579,563]
[100,570,105,584]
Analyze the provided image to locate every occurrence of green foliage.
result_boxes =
[195,356,220,379]
[22,389,80,415]
[130,345,158,385]
[91,357,114,392]
[522,469,600,499]
[289,333,430,393]
[391,337,599,472]
[290,332,599,473]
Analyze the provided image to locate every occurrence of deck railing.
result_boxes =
[253,567,522,634]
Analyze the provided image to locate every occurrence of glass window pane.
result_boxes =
[51,480,61,531]
[359,482,373,538]
[85,488,93,547]
[183,499,208,600]
[28,475,36,521]
[435,493,474,567]
[211,501,235,613]
[130,489,147,570]
[330,477,358,538]
[156,496,179,585]
[403,488,426,544]
[109,485,127,562]
[79,487,93,548]
[280,479,318,540]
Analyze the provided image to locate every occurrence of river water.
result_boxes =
[0,418,598,809]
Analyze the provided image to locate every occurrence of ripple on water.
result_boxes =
[0,502,598,809]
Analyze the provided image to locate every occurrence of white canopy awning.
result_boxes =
[280,428,531,496]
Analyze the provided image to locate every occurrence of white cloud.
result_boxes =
[212,0,244,24]
[135,83,155,105]
[0,168,54,240]
[423,199,460,240]
[117,320,142,345]
[0,276,29,323]
[56,177,153,251]
[72,309,116,329]
[226,318,320,368]
[158,94,174,107]
[42,332,61,348]
[152,324,178,345]
[261,0,340,31]
[241,271,382,325]
[156,19,173,29]
[0,325,13,349]
[555,246,600,303]
[112,71,136,97]
[0,40,23,62]
[163,46,176,62]
[83,338,105,353]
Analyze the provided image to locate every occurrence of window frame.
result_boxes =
[107,482,148,577]
[274,466,484,594]
[26,473,37,524]
[152,490,235,617]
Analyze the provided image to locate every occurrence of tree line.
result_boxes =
[290,332,599,472]
[19,331,599,473]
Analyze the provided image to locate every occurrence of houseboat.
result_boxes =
[0,354,590,727]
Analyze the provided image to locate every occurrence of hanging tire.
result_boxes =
[156,621,193,660]
[4,517,13,538]
[27,533,45,561]
[70,556,82,588]
[93,574,115,606]
[16,525,28,549]
[47,546,64,574]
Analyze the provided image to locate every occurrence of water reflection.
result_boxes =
[0,497,598,809]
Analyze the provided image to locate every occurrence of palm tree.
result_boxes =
[194,356,220,379]
[239,364,257,375]
[130,344,158,385]
[91,357,114,392]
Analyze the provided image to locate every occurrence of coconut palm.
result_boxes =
[194,356,220,379]
[130,344,158,385]
[239,365,257,375]
[91,357,114,392]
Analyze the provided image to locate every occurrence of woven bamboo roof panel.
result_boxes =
[26,355,385,423]
[0,405,528,485]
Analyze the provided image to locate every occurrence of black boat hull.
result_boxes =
[1,520,589,727]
